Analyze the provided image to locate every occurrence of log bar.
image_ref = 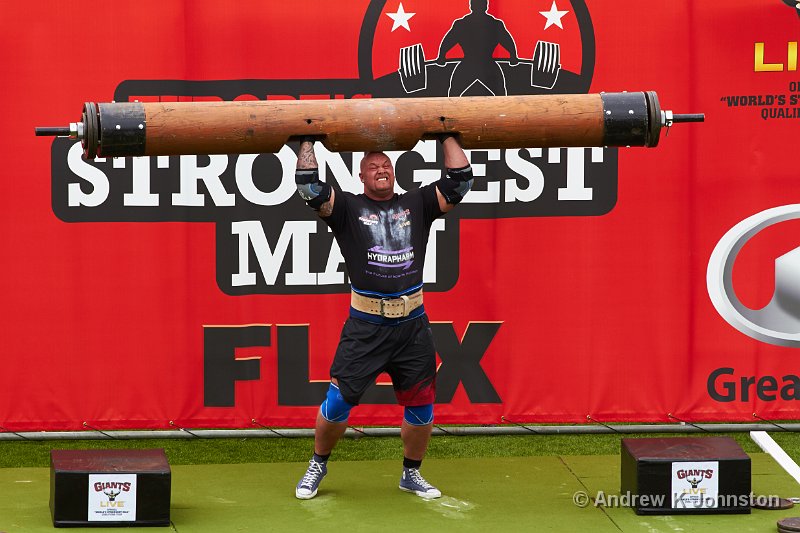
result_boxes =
[35,92,703,159]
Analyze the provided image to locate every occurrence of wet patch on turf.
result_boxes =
[421,495,477,519]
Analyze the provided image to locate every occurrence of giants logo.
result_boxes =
[48,0,602,296]
[676,468,714,481]
[94,481,132,495]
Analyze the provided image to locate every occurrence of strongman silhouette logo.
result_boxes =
[397,0,560,95]
[436,0,520,96]
[380,0,593,97]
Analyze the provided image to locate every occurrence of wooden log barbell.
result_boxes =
[35,91,703,159]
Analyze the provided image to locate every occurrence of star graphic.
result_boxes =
[539,0,569,30]
[386,2,416,32]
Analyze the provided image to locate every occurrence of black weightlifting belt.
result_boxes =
[350,289,424,318]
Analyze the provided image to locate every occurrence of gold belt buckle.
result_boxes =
[379,295,411,318]
[379,298,393,318]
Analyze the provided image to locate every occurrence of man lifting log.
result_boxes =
[293,135,473,500]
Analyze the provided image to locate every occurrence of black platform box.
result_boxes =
[50,448,171,527]
[620,437,750,515]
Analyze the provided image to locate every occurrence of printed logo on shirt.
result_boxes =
[367,246,415,270]
[359,214,380,226]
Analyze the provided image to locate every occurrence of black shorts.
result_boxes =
[330,315,436,406]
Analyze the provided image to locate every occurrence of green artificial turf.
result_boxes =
[3,430,800,468]
[2,454,799,532]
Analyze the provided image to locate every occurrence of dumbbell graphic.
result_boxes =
[398,41,561,94]
[502,41,561,90]
[398,44,438,93]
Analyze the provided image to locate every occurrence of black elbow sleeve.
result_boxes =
[436,165,474,205]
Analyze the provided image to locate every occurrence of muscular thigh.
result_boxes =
[329,318,393,405]
[329,316,436,406]
[386,316,437,406]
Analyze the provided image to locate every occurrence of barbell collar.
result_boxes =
[94,102,147,158]
[600,91,655,148]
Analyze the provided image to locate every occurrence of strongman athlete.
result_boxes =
[293,136,473,499]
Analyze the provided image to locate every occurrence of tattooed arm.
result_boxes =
[297,140,318,169]
[295,139,335,217]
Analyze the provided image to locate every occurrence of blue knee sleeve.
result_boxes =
[404,404,434,426]
[320,383,353,423]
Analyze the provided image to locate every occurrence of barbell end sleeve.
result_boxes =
[659,110,705,131]
[671,113,705,123]
[35,122,85,140]
[35,126,71,137]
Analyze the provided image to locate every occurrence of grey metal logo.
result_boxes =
[707,204,800,347]
[780,0,800,18]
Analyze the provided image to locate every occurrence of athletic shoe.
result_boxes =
[399,467,441,499]
[295,459,327,499]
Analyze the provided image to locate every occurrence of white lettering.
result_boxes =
[64,146,605,209]
[172,155,235,206]
[558,147,592,201]
[423,219,445,283]
[367,252,414,262]
[235,148,297,206]
[412,140,441,187]
[230,219,444,287]
[505,148,544,202]
[592,491,667,509]
[318,144,362,195]
[463,149,500,203]
[318,228,346,285]
[124,157,159,206]
[230,220,316,286]
[67,143,109,207]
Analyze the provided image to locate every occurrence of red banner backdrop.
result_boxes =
[4,0,800,430]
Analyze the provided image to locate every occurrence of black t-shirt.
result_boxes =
[323,184,443,296]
